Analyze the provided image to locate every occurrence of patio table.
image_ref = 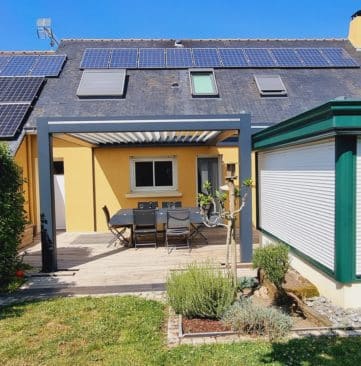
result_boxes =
[109,207,207,244]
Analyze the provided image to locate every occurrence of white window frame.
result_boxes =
[189,68,219,97]
[130,157,178,192]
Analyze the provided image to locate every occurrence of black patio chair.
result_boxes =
[162,201,182,208]
[133,209,157,248]
[102,205,129,245]
[137,201,158,209]
[165,209,191,253]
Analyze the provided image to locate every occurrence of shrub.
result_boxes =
[222,298,293,340]
[0,143,26,289]
[238,276,258,292]
[166,261,236,319]
[252,243,289,289]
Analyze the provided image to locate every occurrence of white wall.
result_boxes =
[258,139,335,271]
[356,138,361,275]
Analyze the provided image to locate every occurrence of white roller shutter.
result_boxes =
[258,139,335,270]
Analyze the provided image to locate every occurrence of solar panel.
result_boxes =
[244,49,276,67]
[192,48,222,67]
[321,48,359,67]
[79,47,359,69]
[166,48,193,67]
[138,48,165,68]
[30,55,66,77]
[110,48,138,68]
[218,48,247,67]
[270,49,304,67]
[0,103,30,138]
[80,48,111,69]
[0,77,44,103]
[0,56,11,72]
[296,48,329,67]
[0,56,38,76]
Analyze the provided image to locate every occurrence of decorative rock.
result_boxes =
[304,296,361,328]
[254,286,269,299]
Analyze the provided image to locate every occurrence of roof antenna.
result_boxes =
[36,18,59,47]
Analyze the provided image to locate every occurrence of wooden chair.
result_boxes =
[102,205,129,245]
[133,209,157,248]
[165,209,191,253]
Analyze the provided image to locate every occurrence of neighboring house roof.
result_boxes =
[0,51,65,154]
[24,38,361,131]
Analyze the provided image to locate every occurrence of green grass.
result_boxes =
[1,296,361,365]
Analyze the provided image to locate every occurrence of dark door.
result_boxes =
[197,157,220,195]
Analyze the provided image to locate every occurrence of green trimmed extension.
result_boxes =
[253,100,361,284]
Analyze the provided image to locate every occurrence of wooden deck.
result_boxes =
[22,227,258,291]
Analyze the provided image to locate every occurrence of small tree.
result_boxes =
[198,178,253,285]
[0,143,26,288]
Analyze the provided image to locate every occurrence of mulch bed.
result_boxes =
[182,317,231,333]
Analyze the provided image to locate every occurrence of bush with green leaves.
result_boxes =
[222,298,293,340]
[253,243,290,289]
[0,143,26,288]
[238,276,258,291]
[166,261,236,319]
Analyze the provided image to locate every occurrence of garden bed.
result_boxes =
[180,268,330,337]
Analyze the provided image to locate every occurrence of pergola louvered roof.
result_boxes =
[70,130,227,145]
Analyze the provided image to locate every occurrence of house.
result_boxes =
[2,12,361,305]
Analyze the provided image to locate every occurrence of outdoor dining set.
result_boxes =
[102,201,207,252]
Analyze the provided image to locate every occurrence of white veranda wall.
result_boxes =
[258,139,335,271]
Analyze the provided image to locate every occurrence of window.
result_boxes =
[254,74,287,97]
[189,69,218,96]
[53,161,64,175]
[130,158,177,191]
[77,69,126,98]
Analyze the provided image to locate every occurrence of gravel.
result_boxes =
[305,296,361,328]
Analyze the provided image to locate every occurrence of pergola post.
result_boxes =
[238,118,253,262]
[37,120,57,272]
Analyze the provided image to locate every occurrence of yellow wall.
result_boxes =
[53,138,94,231]
[15,134,257,233]
[94,146,237,231]
[14,137,30,221]
[349,16,361,48]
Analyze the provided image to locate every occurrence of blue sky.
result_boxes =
[1,0,360,50]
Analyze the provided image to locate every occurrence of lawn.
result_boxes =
[0,296,361,366]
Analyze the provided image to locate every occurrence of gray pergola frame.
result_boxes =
[37,114,252,272]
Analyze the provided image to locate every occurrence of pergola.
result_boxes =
[37,113,252,272]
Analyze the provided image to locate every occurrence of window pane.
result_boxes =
[53,161,64,175]
[192,73,215,94]
[135,162,153,187]
[154,161,173,186]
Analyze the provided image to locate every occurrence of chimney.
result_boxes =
[349,10,361,48]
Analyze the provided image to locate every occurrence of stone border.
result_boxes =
[167,309,361,346]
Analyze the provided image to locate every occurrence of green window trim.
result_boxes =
[335,135,357,283]
[189,69,218,97]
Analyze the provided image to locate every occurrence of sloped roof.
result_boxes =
[19,38,361,131]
